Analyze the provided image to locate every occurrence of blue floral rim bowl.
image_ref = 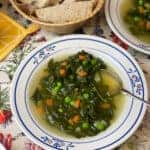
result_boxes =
[105,0,150,55]
[10,35,148,150]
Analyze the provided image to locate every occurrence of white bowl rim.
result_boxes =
[105,0,150,55]
[10,34,148,150]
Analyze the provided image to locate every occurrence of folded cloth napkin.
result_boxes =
[0,12,40,61]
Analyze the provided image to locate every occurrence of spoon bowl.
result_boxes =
[100,70,150,107]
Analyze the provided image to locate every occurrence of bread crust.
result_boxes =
[35,0,98,23]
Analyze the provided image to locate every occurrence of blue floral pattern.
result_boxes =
[40,136,74,150]
[0,1,150,150]
[127,68,143,96]
[33,45,56,65]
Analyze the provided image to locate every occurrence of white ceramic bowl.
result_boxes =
[10,35,148,150]
[105,0,150,55]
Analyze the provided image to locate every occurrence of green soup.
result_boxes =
[120,0,150,43]
[29,51,125,138]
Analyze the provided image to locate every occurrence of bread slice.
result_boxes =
[18,0,34,4]
[62,0,75,3]
[18,0,59,8]
[35,0,97,23]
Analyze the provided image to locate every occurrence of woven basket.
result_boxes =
[9,0,104,34]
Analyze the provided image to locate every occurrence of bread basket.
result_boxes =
[9,0,104,34]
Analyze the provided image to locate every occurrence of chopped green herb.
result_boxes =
[31,51,120,138]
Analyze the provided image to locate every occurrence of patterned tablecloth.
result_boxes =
[0,1,150,150]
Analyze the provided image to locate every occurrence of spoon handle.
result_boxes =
[122,88,150,107]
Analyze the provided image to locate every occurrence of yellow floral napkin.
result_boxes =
[0,12,40,61]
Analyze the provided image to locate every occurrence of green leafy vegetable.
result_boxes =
[31,51,119,138]
[124,0,150,36]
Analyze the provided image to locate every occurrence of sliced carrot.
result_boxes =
[99,103,111,109]
[46,99,53,106]
[138,6,144,14]
[74,99,80,108]
[146,21,150,30]
[78,70,87,77]
[68,115,80,125]
[79,55,86,61]
[72,115,80,123]
[59,68,66,77]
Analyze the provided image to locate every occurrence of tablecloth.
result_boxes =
[0,0,150,150]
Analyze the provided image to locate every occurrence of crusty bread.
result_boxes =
[62,0,75,3]
[18,0,34,4]
[18,0,59,8]
[35,0,97,23]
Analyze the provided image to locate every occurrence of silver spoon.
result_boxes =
[98,70,150,107]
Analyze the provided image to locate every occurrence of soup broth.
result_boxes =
[120,0,150,43]
[29,51,125,138]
